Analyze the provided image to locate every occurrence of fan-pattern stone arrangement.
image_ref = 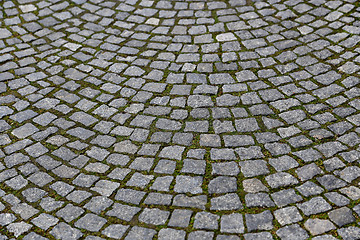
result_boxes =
[0,0,360,239]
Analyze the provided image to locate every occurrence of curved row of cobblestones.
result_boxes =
[0,0,360,239]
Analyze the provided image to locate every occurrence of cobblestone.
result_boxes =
[0,0,359,238]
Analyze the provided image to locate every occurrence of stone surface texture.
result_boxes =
[0,0,360,238]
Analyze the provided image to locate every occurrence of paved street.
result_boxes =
[0,0,360,239]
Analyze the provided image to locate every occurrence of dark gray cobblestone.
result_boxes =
[0,0,360,238]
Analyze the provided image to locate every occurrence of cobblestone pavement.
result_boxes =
[0,0,360,239]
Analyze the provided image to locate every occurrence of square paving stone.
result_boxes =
[220,213,244,233]
[244,232,274,240]
[245,210,273,232]
[323,157,346,171]
[340,186,360,200]
[200,134,221,147]
[106,203,140,221]
[194,212,219,230]
[159,145,185,160]
[324,192,350,207]
[304,218,335,236]
[328,207,355,227]
[158,228,186,240]
[337,226,360,240]
[188,231,214,240]
[236,146,264,160]
[208,176,237,194]
[276,224,309,240]
[102,224,129,239]
[274,206,303,226]
[4,153,29,168]
[72,173,99,188]
[115,188,146,204]
[143,192,172,206]
[239,160,269,177]
[243,178,269,193]
[153,160,176,174]
[317,174,347,190]
[0,213,16,226]
[22,232,48,240]
[67,127,95,140]
[75,213,107,232]
[56,204,84,223]
[245,193,275,208]
[271,189,303,207]
[28,172,54,187]
[269,156,299,171]
[126,172,153,188]
[39,197,64,212]
[173,194,207,210]
[129,157,154,171]
[50,222,83,240]
[296,163,323,181]
[22,188,47,202]
[265,143,291,156]
[296,181,324,197]
[168,209,193,228]
[5,175,28,190]
[212,162,239,176]
[150,176,173,192]
[139,208,170,226]
[84,196,113,214]
[297,197,332,216]
[11,203,38,220]
[50,181,74,197]
[265,172,298,189]
[235,118,259,132]
[124,226,156,240]
[66,190,92,204]
[174,176,203,194]
[31,213,59,230]
[211,193,243,211]
[181,159,206,174]
[210,148,236,160]
[25,143,48,158]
